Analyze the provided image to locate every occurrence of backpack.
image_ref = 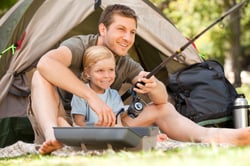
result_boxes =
[166,60,237,127]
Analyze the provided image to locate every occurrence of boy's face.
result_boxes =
[87,57,115,93]
[99,14,137,56]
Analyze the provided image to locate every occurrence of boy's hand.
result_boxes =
[87,94,116,127]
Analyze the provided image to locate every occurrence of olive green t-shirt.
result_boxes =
[58,34,143,110]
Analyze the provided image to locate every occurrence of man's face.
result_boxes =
[100,15,137,56]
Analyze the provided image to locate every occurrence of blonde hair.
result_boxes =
[81,46,115,82]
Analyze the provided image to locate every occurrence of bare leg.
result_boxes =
[31,71,69,154]
[124,102,250,146]
[200,127,250,146]
[155,103,250,146]
[38,117,71,154]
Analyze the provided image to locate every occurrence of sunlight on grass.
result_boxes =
[2,146,250,166]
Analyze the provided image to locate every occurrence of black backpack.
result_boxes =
[167,60,237,127]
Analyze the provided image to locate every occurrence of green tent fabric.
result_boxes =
[0,0,43,148]
[0,0,44,79]
[0,0,202,147]
[0,117,34,148]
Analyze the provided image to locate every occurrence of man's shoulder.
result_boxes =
[116,55,132,63]
[61,34,98,46]
[76,34,98,41]
[116,55,142,68]
[68,34,97,43]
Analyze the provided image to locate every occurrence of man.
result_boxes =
[29,4,250,154]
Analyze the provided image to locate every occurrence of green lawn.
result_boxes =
[1,146,250,166]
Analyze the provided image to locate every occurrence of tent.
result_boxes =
[0,0,202,147]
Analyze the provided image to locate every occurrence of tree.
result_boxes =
[0,0,17,17]
[150,0,250,86]
[225,0,242,86]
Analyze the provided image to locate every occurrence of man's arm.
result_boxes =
[37,46,116,126]
[131,71,168,105]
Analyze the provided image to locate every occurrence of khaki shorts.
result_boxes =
[27,95,71,144]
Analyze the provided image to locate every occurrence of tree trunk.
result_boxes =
[225,0,242,87]
[230,4,242,87]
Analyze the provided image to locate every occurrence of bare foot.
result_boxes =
[157,133,168,142]
[204,127,250,146]
[39,117,71,154]
[39,139,63,154]
[227,128,250,146]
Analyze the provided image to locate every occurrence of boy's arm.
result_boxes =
[72,114,86,126]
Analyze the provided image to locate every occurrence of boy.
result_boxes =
[71,46,123,126]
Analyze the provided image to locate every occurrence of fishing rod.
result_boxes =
[122,0,247,118]
[145,0,247,79]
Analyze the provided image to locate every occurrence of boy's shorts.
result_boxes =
[27,96,71,144]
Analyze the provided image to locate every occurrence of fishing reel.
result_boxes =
[115,90,145,124]
[126,89,146,119]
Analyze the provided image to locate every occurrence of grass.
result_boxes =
[1,146,250,166]
[1,84,250,166]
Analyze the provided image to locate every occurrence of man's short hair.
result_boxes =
[99,4,137,28]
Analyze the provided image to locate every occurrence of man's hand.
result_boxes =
[132,71,168,104]
[87,94,116,127]
[133,71,157,94]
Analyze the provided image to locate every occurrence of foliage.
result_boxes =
[0,0,17,17]
[150,0,250,67]
[0,0,17,9]
[0,2,250,164]
[236,83,250,101]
